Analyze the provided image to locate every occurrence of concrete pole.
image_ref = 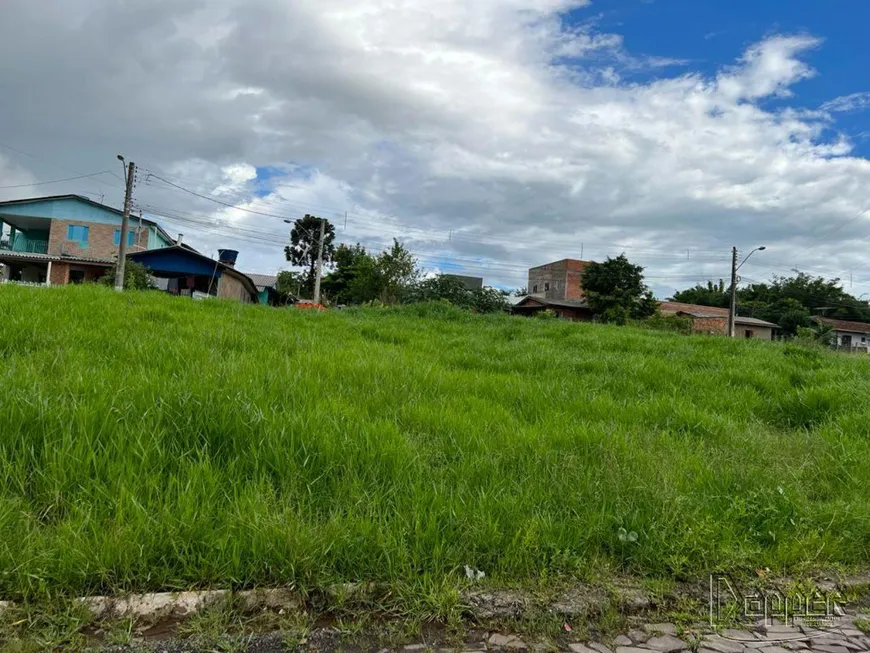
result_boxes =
[727,246,738,338]
[114,161,135,291]
[313,218,326,305]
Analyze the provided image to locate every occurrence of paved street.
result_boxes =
[136,613,870,653]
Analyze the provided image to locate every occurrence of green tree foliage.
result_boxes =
[375,239,418,304]
[321,240,418,305]
[283,215,336,298]
[581,254,657,324]
[405,275,470,306]
[275,270,304,299]
[404,275,508,313]
[321,243,376,304]
[99,260,155,291]
[470,286,510,313]
[672,272,869,337]
[796,321,835,346]
[672,279,729,307]
[741,273,870,322]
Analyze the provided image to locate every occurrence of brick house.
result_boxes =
[512,258,593,319]
[0,194,175,285]
[527,259,590,301]
[812,316,870,353]
[659,301,779,339]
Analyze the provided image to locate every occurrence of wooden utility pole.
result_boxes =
[115,159,136,291]
[313,218,326,305]
[727,246,738,338]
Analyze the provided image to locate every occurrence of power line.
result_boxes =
[138,166,739,258]
[0,170,112,190]
[0,142,125,196]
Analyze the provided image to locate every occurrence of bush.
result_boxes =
[98,260,155,291]
[534,308,558,320]
[633,313,693,335]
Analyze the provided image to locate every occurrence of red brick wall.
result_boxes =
[565,260,589,300]
[49,262,69,285]
[48,219,148,259]
[528,259,590,301]
[552,306,593,321]
[48,262,109,285]
[691,316,727,335]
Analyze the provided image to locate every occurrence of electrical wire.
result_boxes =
[0,170,113,190]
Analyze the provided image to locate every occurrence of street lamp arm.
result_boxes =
[736,246,766,271]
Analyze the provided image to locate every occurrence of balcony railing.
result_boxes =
[0,239,49,254]
[0,279,48,288]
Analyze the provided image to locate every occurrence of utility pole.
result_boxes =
[115,156,135,291]
[313,218,326,305]
[727,246,738,338]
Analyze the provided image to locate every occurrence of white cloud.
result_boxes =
[821,91,870,114]
[0,1,869,295]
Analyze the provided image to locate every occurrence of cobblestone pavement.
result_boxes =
[470,617,870,653]
[142,613,870,653]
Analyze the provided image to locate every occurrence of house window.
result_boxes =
[68,270,86,284]
[544,282,550,291]
[67,225,89,243]
[113,229,135,246]
[532,284,538,293]
[744,330,753,339]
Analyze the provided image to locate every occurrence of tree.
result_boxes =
[672,272,870,338]
[405,275,472,307]
[276,270,304,299]
[581,254,657,324]
[321,243,375,304]
[374,239,418,304]
[99,260,155,291]
[404,275,508,313]
[672,279,729,307]
[283,215,336,298]
[470,286,509,313]
[758,297,811,337]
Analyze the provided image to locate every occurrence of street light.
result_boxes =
[737,246,766,271]
[728,245,766,337]
[117,154,127,185]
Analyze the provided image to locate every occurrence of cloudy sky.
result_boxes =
[2,0,869,297]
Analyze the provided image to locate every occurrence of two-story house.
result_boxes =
[0,194,175,285]
[511,258,594,319]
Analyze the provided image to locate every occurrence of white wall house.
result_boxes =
[814,317,870,353]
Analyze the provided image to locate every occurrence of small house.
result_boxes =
[812,316,870,353]
[659,302,779,339]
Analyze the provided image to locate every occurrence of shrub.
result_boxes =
[633,313,693,335]
[98,260,155,291]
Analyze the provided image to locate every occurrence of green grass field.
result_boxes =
[1,284,870,604]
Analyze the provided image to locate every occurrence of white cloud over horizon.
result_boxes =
[1,0,870,296]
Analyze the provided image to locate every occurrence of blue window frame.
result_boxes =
[67,225,89,243]
[113,230,135,246]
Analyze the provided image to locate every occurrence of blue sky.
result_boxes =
[567,0,870,153]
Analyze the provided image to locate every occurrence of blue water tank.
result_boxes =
[218,249,239,267]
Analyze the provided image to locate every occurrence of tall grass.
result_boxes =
[1,285,870,601]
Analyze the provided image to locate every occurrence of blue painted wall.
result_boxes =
[0,197,127,225]
[147,226,174,249]
[1,197,175,251]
